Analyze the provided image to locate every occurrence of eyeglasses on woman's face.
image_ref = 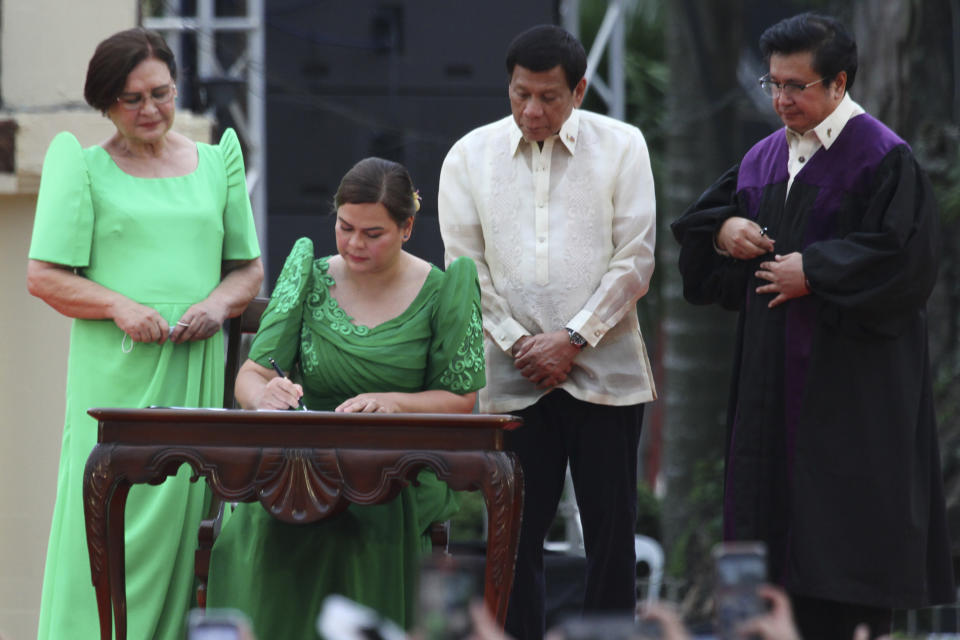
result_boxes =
[758,75,825,98]
[115,83,176,111]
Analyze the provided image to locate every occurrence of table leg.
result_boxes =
[416,450,523,628]
[479,452,524,626]
[108,482,131,640]
[84,445,134,640]
[84,446,119,640]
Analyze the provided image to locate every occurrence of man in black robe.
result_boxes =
[671,13,954,639]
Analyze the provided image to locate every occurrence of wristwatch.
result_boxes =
[566,328,587,349]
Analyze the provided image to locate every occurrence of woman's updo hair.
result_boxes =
[334,157,419,227]
[84,28,177,113]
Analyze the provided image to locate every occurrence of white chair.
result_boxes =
[634,534,664,604]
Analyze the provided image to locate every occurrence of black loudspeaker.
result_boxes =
[264,0,558,281]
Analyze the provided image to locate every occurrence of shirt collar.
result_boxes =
[557,109,580,154]
[509,108,581,156]
[785,93,862,150]
[509,120,525,156]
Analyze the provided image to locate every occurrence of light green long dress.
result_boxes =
[206,237,486,639]
[29,128,260,640]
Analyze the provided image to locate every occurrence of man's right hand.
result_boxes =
[716,217,775,260]
[511,331,575,389]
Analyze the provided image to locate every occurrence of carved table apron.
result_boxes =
[83,408,523,640]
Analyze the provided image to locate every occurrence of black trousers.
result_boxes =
[791,595,892,640]
[503,390,645,640]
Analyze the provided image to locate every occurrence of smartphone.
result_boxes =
[712,541,767,640]
[557,614,663,640]
[186,608,253,640]
[416,554,485,640]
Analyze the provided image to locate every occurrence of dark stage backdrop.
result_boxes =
[264,1,558,285]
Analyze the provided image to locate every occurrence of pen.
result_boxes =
[759,226,769,237]
[268,357,306,410]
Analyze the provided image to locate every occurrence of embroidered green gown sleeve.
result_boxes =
[207,237,485,637]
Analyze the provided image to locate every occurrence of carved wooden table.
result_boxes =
[83,408,523,640]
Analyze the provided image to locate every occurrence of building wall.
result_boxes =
[0,2,210,638]
[1,2,135,108]
[0,199,70,640]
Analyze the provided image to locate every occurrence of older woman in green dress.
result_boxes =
[207,157,485,638]
[27,28,263,640]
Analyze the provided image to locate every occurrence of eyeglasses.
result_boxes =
[115,84,176,111]
[758,75,825,98]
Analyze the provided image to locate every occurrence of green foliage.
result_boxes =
[923,127,960,224]
[665,457,723,579]
[139,0,164,18]
[940,166,960,224]
[635,480,662,539]
[449,491,486,542]
[578,0,667,161]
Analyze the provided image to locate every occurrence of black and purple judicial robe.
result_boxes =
[671,113,955,608]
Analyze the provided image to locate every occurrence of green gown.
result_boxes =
[28,128,260,640]
[206,237,485,639]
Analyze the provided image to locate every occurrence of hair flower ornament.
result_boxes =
[413,189,422,212]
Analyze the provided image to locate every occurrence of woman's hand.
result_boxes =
[170,258,264,343]
[27,259,171,344]
[335,393,402,413]
[716,217,775,260]
[235,359,304,410]
[170,298,229,343]
[256,375,304,410]
[112,297,170,344]
[337,389,476,414]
